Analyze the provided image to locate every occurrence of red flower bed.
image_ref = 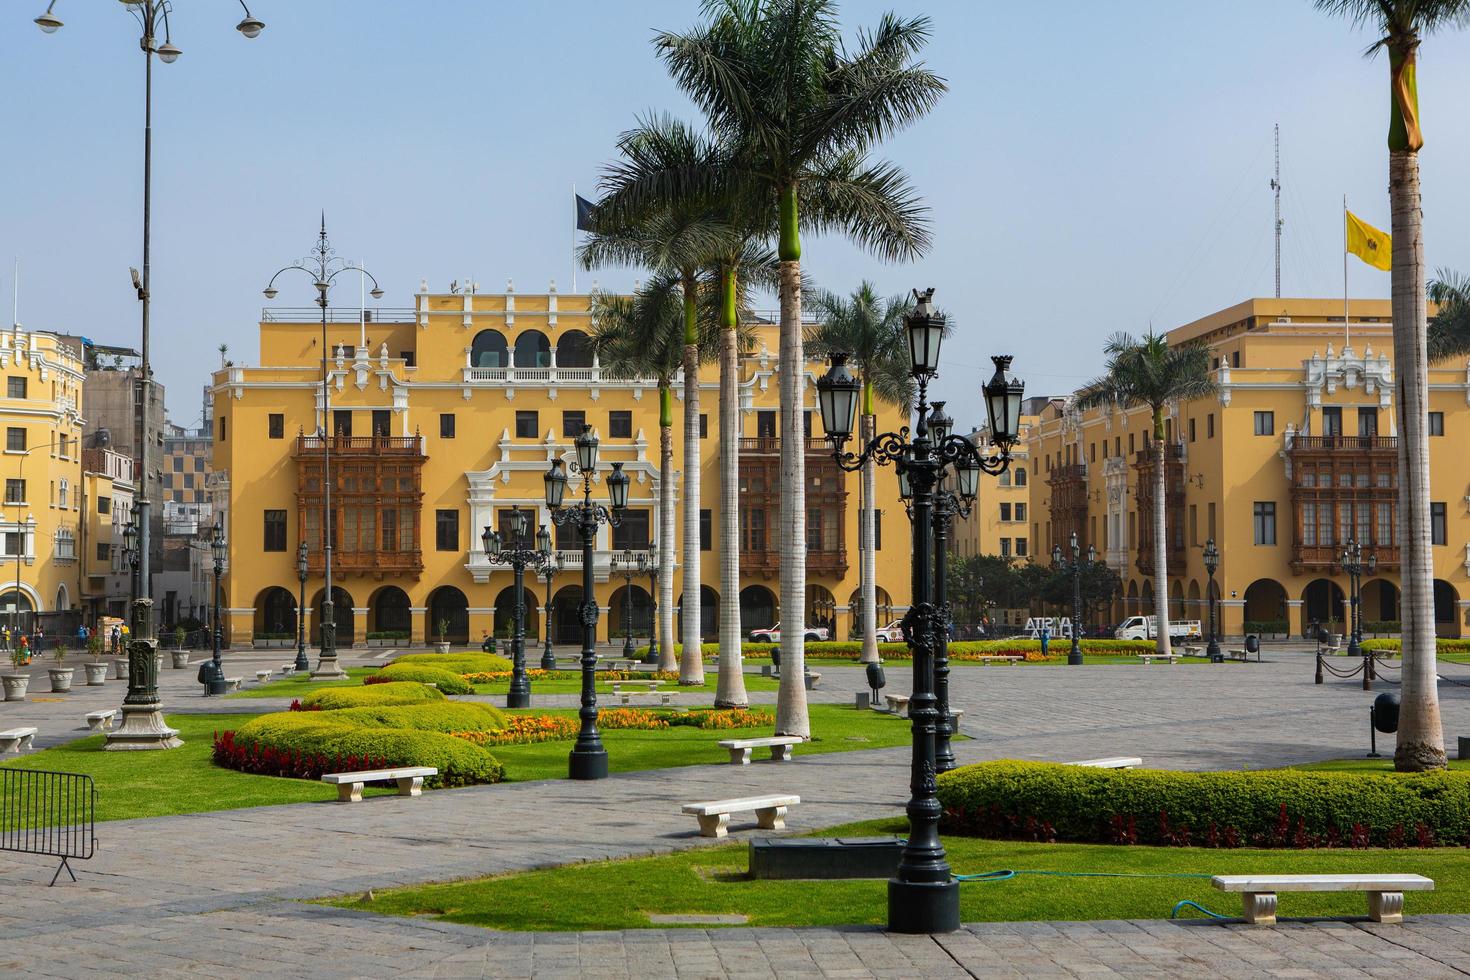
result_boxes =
[212,730,386,780]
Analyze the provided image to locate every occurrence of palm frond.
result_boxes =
[798,153,931,262]
[1428,267,1470,361]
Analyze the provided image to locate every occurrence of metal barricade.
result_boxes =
[0,769,96,885]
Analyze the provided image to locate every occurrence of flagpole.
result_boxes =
[571,183,578,293]
[1342,195,1351,350]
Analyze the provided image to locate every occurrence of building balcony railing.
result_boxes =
[262,307,417,324]
[737,437,831,454]
[305,550,423,574]
[1288,435,1399,452]
[1048,463,1088,484]
[296,434,425,455]
[741,547,847,576]
[1291,544,1401,570]
[462,365,672,386]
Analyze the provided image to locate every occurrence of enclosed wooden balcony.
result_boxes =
[1286,433,1399,572]
[1133,443,1186,576]
[737,438,848,579]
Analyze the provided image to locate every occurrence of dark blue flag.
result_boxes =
[575,194,596,232]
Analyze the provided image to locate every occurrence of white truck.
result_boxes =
[1113,615,1202,641]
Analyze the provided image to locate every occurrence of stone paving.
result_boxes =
[0,644,1467,977]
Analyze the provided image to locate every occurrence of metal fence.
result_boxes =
[0,769,96,885]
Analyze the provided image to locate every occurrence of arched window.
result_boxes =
[514,330,551,368]
[556,330,593,368]
[1014,467,1028,487]
[471,330,508,369]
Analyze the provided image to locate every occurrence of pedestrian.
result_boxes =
[1040,624,1051,658]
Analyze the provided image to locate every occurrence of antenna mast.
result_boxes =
[1270,123,1282,298]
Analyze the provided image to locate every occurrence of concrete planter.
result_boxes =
[170,650,191,669]
[435,643,451,654]
[367,638,406,648]
[252,639,293,649]
[84,662,109,686]
[48,667,75,693]
[111,659,128,680]
[1,674,30,701]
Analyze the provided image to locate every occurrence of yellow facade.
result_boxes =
[213,284,913,649]
[1027,298,1470,639]
[953,405,1048,562]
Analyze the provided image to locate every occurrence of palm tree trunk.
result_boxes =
[657,389,677,673]
[859,410,880,663]
[1151,417,1172,657]
[1389,147,1446,771]
[715,269,748,707]
[680,330,704,685]
[775,184,809,738]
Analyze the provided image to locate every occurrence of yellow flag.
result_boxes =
[1346,211,1391,271]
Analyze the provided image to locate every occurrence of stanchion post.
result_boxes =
[1362,651,1372,691]
[1314,650,1323,685]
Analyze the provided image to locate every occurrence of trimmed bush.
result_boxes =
[1243,620,1289,635]
[937,760,1470,848]
[393,652,513,673]
[302,682,445,710]
[1362,638,1470,654]
[329,702,507,733]
[368,663,475,694]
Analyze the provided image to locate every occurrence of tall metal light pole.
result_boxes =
[1340,539,1375,658]
[482,509,550,709]
[294,541,309,672]
[638,545,659,665]
[1051,531,1094,666]
[124,517,140,631]
[1202,538,1221,662]
[34,1,266,639]
[615,550,637,659]
[263,220,383,679]
[538,527,559,670]
[817,288,1023,935]
[546,425,629,780]
[202,519,227,695]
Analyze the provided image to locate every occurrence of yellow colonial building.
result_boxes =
[212,283,913,649]
[1028,298,1470,639]
[953,399,1051,562]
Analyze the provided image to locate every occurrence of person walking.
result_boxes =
[1040,623,1051,659]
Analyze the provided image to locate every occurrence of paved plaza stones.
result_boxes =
[0,645,1467,977]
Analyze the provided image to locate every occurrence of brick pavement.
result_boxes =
[1,645,1468,977]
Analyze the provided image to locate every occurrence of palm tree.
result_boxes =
[1316,0,1468,771]
[588,285,685,672]
[806,283,918,663]
[655,0,943,737]
[1428,270,1470,361]
[1076,332,1215,657]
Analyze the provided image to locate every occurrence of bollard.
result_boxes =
[1362,651,1372,691]
[1314,650,1323,684]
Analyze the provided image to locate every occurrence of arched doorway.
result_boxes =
[1169,580,1185,620]
[1186,580,1201,618]
[1243,579,1287,629]
[427,586,469,645]
[677,585,719,641]
[369,586,411,637]
[610,584,652,644]
[0,588,37,636]
[1361,579,1400,629]
[1126,580,1139,617]
[55,584,69,612]
[806,584,837,637]
[740,586,777,634]
[311,587,354,648]
[513,330,551,368]
[493,585,541,642]
[471,329,508,368]
[254,586,298,638]
[1302,579,1346,634]
[550,585,584,644]
[1433,579,1461,637]
[556,330,593,368]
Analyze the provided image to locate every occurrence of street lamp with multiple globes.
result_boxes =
[202,519,228,696]
[481,509,551,709]
[1051,531,1096,666]
[34,0,267,640]
[263,219,384,680]
[613,550,639,659]
[1202,538,1222,662]
[294,541,309,673]
[637,545,659,665]
[537,525,559,670]
[816,287,1023,936]
[545,425,629,780]
[123,517,141,629]
[1340,538,1377,658]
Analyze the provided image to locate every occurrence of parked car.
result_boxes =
[873,619,907,642]
[1113,615,1202,641]
[748,622,829,643]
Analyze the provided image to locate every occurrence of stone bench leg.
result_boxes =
[660,694,673,705]
[728,747,753,765]
[755,805,788,831]
[1368,891,1404,924]
[619,694,631,705]
[0,738,18,753]
[770,744,793,762]
[696,812,729,838]
[86,719,107,733]
[1241,892,1277,925]
[395,775,424,797]
[336,781,365,803]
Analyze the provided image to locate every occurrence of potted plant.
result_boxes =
[2,642,31,701]
[435,617,451,654]
[170,638,191,670]
[174,625,186,650]
[84,634,109,685]
[47,639,75,692]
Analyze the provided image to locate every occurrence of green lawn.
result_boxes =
[1296,757,1470,772]
[225,667,379,699]
[325,816,1470,930]
[0,705,915,822]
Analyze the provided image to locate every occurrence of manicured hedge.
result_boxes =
[937,760,1470,848]
[394,652,513,673]
[302,682,446,710]
[367,663,475,694]
[1361,638,1470,654]
[329,702,507,733]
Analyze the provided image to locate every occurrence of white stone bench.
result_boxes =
[884,694,910,715]
[0,727,37,753]
[84,709,117,732]
[224,677,243,692]
[321,766,439,803]
[1227,648,1258,662]
[1066,757,1141,769]
[976,655,1022,665]
[280,664,297,676]
[1138,654,1178,665]
[718,735,802,765]
[1212,873,1434,925]
[948,708,965,729]
[255,670,273,683]
[619,689,678,706]
[611,680,664,693]
[681,794,800,838]
[803,671,822,690]
[1182,645,1203,657]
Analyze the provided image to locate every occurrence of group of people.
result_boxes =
[3,621,129,657]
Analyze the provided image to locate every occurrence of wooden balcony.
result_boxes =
[1292,544,1400,569]
[1289,435,1398,452]
[304,549,424,576]
[740,548,848,577]
[738,437,831,454]
[297,434,425,455]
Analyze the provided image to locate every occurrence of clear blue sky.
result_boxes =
[3,1,1469,429]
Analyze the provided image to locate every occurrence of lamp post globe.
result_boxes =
[482,509,544,709]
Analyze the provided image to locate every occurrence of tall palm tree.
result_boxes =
[655,0,944,737]
[588,284,686,672]
[1316,0,1468,771]
[1428,269,1470,361]
[806,283,918,664]
[1076,332,1215,657]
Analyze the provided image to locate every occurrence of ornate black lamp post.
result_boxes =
[546,424,629,780]
[1202,538,1222,662]
[482,508,550,709]
[1051,530,1095,666]
[1340,538,1376,658]
[637,545,659,664]
[614,550,638,659]
[817,287,1022,936]
[263,219,384,679]
[202,519,228,696]
[294,540,309,673]
[123,518,141,632]
[537,525,558,670]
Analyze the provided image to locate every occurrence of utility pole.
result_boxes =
[1270,123,1282,299]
